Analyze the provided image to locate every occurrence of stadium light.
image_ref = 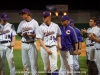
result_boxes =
[55,12,58,16]
[63,12,67,15]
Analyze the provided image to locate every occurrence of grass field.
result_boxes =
[4,50,88,75]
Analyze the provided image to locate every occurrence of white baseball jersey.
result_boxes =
[94,28,100,48]
[86,26,99,45]
[85,28,92,45]
[17,19,39,42]
[0,23,16,46]
[36,22,61,46]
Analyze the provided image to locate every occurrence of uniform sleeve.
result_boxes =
[76,29,83,42]
[17,22,22,33]
[93,27,100,35]
[36,26,44,39]
[34,21,39,34]
[57,25,62,36]
[70,27,78,43]
[11,24,17,36]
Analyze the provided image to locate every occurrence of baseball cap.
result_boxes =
[69,19,74,25]
[61,15,69,21]
[19,8,30,14]
[42,11,51,17]
[0,12,9,20]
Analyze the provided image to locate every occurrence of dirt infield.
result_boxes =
[14,41,86,56]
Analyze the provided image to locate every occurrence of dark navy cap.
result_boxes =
[61,15,69,21]
[0,12,9,20]
[42,11,51,17]
[19,8,30,14]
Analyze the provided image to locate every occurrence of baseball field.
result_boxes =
[5,37,88,75]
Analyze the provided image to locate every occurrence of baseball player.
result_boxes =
[89,19,100,75]
[59,15,78,75]
[17,8,39,75]
[36,11,61,75]
[0,12,16,75]
[81,17,99,75]
[69,19,83,75]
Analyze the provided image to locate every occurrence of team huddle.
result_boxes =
[0,8,99,75]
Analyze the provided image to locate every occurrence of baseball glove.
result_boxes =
[23,32,29,39]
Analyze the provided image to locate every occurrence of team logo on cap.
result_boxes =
[43,12,45,14]
[66,30,70,34]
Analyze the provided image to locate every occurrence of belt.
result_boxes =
[90,44,94,46]
[86,45,90,47]
[22,41,34,44]
[46,45,56,47]
[86,44,94,47]
[0,41,11,44]
[96,48,100,50]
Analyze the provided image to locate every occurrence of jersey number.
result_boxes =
[50,36,55,40]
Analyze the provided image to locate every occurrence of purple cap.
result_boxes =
[61,15,69,21]
[69,19,74,25]
[0,12,9,20]
[42,11,50,17]
[19,8,30,14]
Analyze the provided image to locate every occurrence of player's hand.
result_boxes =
[27,33,33,36]
[81,28,87,34]
[46,50,52,55]
[72,50,78,55]
[56,44,62,50]
[88,33,96,40]
[10,42,15,47]
[78,50,81,55]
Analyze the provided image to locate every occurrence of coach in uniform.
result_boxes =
[59,15,78,75]
[36,11,61,75]
[17,8,39,75]
[0,12,16,75]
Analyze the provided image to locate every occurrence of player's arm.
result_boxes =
[57,35,61,50]
[10,25,17,47]
[38,38,52,55]
[77,29,84,55]
[36,26,52,55]
[56,25,62,50]
[10,36,16,47]
[88,33,100,43]
[17,22,23,37]
[71,28,78,55]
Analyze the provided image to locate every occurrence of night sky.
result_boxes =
[0,0,99,10]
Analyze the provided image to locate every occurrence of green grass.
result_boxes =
[4,50,88,75]
[16,35,21,41]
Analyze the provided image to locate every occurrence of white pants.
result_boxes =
[86,46,90,60]
[73,55,80,75]
[21,43,38,75]
[89,46,96,61]
[40,46,58,72]
[59,50,73,75]
[95,50,100,75]
[0,45,15,75]
[86,46,96,61]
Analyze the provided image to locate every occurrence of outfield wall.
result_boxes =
[12,23,89,31]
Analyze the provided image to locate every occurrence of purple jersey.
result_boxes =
[60,25,78,51]
[73,27,83,42]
